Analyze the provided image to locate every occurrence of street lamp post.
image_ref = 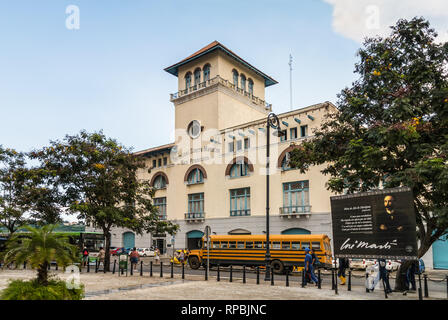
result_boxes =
[265,113,282,281]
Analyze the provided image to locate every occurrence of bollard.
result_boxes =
[348,270,352,291]
[317,269,321,289]
[418,273,423,300]
[160,262,163,278]
[182,262,185,280]
[95,260,98,273]
[424,274,429,298]
[366,273,369,292]
[87,258,90,273]
[286,271,289,287]
[230,265,233,282]
[331,269,335,290]
[256,267,260,285]
[271,268,274,286]
[334,269,338,295]
[243,265,246,284]
[104,261,106,273]
[150,261,153,277]
[301,269,305,288]
[113,260,116,274]
[205,263,208,281]
[130,263,133,276]
[140,261,143,276]
[217,264,220,282]
[23,262,26,270]
[171,262,174,279]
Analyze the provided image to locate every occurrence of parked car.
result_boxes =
[137,248,155,257]
[111,247,132,256]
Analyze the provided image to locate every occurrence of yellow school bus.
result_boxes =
[188,234,332,274]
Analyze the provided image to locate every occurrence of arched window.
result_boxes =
[194,68,201,86]
[153,175,167,189]
[230,161,249,178]
[248,79,254,94]
[185,72,192,90]
[232,70,239,88]
[203,64,210,81]
[240,74,246,92]
[187,168,204,184]
[281,152,291,171]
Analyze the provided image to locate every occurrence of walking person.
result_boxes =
[338,257,349,285]
[82,247,89,267]
[405,260,417,292]
[378,258,392,294]
[98,247,106,270]
[304,248,319,286]
[154,247,160,264]
[130,247,139,271]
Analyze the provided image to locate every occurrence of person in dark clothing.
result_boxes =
[378,258,392,294]
[304,248,318,286]
[338,258,349,285]
[405,260,418,291]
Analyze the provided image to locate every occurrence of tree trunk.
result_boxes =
[37,261,49,286]
[104,230,111,272]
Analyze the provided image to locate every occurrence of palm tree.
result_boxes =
[1,225,79,286]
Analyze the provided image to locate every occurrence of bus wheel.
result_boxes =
[270,260,284,274]
[189,256,201,270]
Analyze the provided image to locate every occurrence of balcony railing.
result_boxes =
[279,205,311,216]
[185,212,205,221]
[170,75,272,111]
[230,209,251,217]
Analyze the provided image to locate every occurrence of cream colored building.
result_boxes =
[107,41,339,253]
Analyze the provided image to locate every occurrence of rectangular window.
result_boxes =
[312,242,322,251]
[237,241,245,249]
[291,242,300,250]
[282,241,291,250]
[188,193,204,215]
[300,125,308,137]
[282,181,310,214]
[163,157,167,166]
[254,241,263,249]
[271,241,281,249]
[221,241,228,249]
[236,140,242,151]
[301,241,311,250]
[244,138,250,150]
[280,130,287,142]
[246,241,254,249]
[152,160,156,168]
[230,188,250,216]
[158,158,162,167]
[228,141,234,153]
[229,241,236,249]
[212,242,220,249]
[290,127,297,140]
[153,197,166,220]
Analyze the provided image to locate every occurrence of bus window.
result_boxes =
[291,242,300,250]
[312,242,321,251]
[282,241,291,250]
[254,241,263,249]
[212,242,220,249]
[221,241,228,248]
[271,241,281,249]
[229,241,236,249]
[301,242,310,250]
[246,241,254,249]
[237,241,245,249]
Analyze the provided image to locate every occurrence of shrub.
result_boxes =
[0,279,84,300]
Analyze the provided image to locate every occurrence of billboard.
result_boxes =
[330,187,418,259]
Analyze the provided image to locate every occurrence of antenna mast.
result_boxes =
[289,54,293,111]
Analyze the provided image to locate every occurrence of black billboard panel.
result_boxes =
[330,187,417,259]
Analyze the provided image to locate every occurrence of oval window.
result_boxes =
[187,120,201,139]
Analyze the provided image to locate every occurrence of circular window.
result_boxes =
[187,120,201,139]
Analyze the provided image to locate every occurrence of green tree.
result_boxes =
[1,224,79,286]
[30,130,179,271]
[0,146,29,235]
[288,18,448,291]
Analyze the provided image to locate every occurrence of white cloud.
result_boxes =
[324,0,448,43]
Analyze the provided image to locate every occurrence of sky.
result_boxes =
[1,0,448,155]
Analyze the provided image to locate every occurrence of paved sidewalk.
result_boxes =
[0,269,446,300]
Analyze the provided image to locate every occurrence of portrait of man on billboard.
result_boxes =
[377,195,406,232]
